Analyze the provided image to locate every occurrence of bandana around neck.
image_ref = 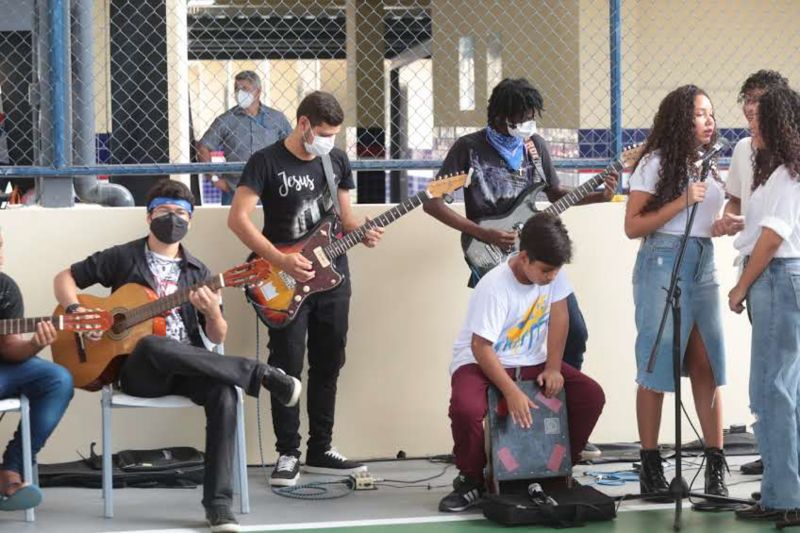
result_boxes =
[486,126,524,171]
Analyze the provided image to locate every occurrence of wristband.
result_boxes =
[65,303,81,314]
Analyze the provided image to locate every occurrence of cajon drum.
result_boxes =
[486,380,571,493]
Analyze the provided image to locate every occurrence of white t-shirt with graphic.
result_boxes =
[449,258,573,375]
[629,151,725,238]
[145,247,189,344]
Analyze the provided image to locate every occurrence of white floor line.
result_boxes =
[103,501,694,533]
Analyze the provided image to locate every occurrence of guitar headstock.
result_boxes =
[617,143,646,171]
[62,310,114,332]
[222,258,272,287]
[426,170,472,199]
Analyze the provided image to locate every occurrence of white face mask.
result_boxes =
[236,89,255,109]
[508,120,537,140]
[303,129,335,156]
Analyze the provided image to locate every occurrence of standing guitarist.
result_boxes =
[228,91,383,488]
[423,78,617,373]
[53,180,301,533]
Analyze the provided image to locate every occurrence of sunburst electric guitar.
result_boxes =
[51,259,271,391]
[246,172,470,328]
[462,144,645,280]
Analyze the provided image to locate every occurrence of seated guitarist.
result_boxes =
[423,78,617,373]
[228,91,383,488]
[0,231,73,512]
[53,180,300,533]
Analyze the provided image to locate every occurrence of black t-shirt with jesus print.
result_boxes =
[239,140,355,244]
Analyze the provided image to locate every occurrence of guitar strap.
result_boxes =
[524,138,548,186]
[320,153,342,216]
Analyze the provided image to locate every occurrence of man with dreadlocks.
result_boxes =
[424,78,617,372]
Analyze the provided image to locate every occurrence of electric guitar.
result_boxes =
[462,144,645,280]
[0,311,112,335]
[51,259,271,391]
[246,172,470,328]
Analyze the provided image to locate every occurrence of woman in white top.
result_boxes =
[624,85,728,498]
[728,86,800,520]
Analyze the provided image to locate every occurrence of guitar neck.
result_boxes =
[324,191,428,259]
[543,162,619,216]
[122,275,224,327]
[0,316,62,335]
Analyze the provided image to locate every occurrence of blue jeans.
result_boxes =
[0,357,73,475]
[632,233,725,392]
[220,189,234,206]
[748,258,800,509]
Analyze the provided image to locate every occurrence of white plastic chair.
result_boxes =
[99,344,249,518]
[0,395,38,522]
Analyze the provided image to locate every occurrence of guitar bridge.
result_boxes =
[278,271,296,290]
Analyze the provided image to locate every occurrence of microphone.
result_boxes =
[693,137,730,169]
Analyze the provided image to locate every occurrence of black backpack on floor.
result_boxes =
[483,484,616,528]
[38,444,205,489]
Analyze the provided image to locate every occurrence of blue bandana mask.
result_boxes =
[486,126,524,171]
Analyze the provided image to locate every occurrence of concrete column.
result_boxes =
[346,0,386,203]
[166,0,190,186]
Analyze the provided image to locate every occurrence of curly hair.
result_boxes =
[634,85,717,213]
[753,86,800,189]
[487,78,544,126]
[738,70,789,103]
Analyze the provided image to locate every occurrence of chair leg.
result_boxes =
[20,395,34,523]
[235,388,249,514]
[101,387,113,518]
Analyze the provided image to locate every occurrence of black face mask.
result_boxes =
[150,212,189,244]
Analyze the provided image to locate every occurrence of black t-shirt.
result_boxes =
[239,141,356,244]
[436,129,560,221]
[0,273,24,321]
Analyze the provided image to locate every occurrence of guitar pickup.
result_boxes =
[313,247,330,268]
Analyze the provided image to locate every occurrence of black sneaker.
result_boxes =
[303,447,367,475]
[741,458,763,475]
[439,473,484,512]
[262,367,301,407]
[270,454,300,487]
[205,505,240,533]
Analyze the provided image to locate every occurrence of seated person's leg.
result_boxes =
[560,363,605,466]
[440,364,491,512]
[0,357,72,502]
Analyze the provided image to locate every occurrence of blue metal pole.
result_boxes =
[49,0,67,168]
[609,0,622,164]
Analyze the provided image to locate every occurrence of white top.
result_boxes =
[726,137,754,211]
[734,165,800,258]
[629,151,725,238]
[449,258,573,375]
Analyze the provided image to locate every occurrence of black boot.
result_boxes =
[639,449,671,502]
[704,447,729,496]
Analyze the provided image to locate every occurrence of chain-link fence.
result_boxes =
[0,0,799,206]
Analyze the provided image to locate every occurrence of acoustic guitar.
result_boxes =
[0,311,112,336]
[51,259,270,391]
[246,172,470,328]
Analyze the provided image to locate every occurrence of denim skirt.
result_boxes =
[632,232,726,392]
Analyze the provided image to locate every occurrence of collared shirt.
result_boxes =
[199,104,293,186]
[70,237,215,349]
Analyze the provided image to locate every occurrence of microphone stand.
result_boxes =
[632,157,750,530]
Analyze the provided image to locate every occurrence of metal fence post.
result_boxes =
[39,0,74,207]
[609,0,623,172]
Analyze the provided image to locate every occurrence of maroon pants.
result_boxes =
[449,363,605,482]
